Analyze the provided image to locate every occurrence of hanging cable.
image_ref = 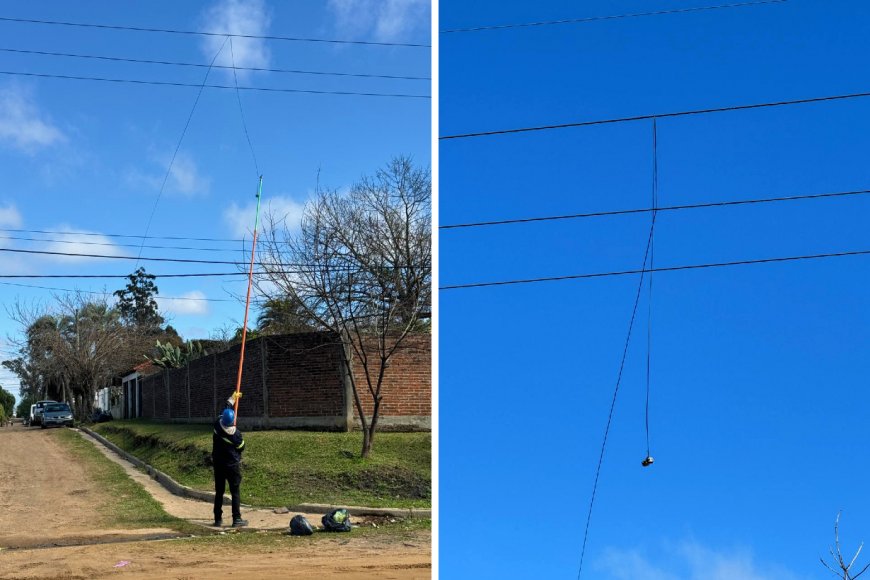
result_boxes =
[230,38,260,178]
[578,213,657,578]
[644,119,659,463]
[134,36,229,267]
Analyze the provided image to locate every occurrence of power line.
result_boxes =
[135,36,229,268]
[0,234,248,253]
[0,15,430,48]
[440,88,870,140]
[0,281,245,303]
[230,38,260,178]
[578,210,657,577]
[644,119,658,462]
[0,244,233,265]
[0,246,421,269]
[0,47,430,81]
[0,273,248,279]
[439,248,870,290]
[439,188,870,229]
[442,0,786,33]
[0,70,431,99]
[0,227,251,243]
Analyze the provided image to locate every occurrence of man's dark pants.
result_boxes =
[213,463,242,521]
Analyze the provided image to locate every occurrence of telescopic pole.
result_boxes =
[233,175,263,425]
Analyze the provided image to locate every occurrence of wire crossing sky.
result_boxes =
[441,0,787,33]
[440,1,870,578]
[0,0,431,398]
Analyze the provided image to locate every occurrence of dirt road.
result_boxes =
[0,423,176,550]
[0,424,431,579]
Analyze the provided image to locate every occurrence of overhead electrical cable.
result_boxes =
[134,36,229,268]
[0,227,245,243]
[439,188,870,229]
[0,47,430,81]
[230,38,260,178]
[645,121,658,463]
[0,281,253,303]
[0,246,421,269]
[0,70,430,99]
[440,249,870,291]
[442,0,786,33]
[0,15,431,48]
[0,273,248,279]
[0,267,428,279]
[0,234,251,253]
[578,212,657,578]
[440,88,870,140]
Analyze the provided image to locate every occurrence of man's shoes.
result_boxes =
[231,518,248,528]
[213,519,223,527]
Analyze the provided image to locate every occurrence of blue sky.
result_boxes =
[440,1,870,578]
[0,1,430,404]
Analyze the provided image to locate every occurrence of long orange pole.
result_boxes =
[233,176,263,425]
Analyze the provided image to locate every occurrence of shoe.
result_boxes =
[231,518,248,528]
[213,519,223,527]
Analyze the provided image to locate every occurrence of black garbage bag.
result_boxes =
[289,515,314,536]
[322,508,352,532]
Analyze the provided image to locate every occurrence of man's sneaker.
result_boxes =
[213,519,223,527]
[231,518,249,528]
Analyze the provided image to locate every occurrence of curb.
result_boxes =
[79,427,430,519]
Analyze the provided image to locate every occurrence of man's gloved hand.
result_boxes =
[226,391,243,406]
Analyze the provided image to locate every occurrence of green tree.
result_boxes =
[16,394,37,419]
[256,297,316,335]
[114,267,164,332]
[0,386,14,418]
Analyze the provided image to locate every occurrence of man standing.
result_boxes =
[213,394,247,528]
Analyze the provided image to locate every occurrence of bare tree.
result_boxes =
[6,293,150,418]
[256,156,431,458]
[821,512,870,579]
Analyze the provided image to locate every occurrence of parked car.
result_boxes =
[41,402,74,428]
[31,400,57,427]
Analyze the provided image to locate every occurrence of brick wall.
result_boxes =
[137,332,430,431]
[264,333,346,418]
[351,334,432,419]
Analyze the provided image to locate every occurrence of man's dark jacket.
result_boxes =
[212,420,245,467]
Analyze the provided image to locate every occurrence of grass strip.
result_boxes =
[54,428,200,535]
[182,518,432,549]
[94,421,431,509]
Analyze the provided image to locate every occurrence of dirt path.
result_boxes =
[0,423,431,579]
[0,534,431,579]
[0,423,176,549]
[78,428,325,530]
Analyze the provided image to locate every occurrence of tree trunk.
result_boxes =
[361,427,372,459]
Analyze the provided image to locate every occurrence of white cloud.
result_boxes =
[328,0,429,42]
[40,226,129,263]
[224,195,305,238]
[200,0,271,76]
[596,541,803,580]
[0,204,22,228]
[168,153,211,196]
[157,291,210,316]
[0,85,65,152]
[125,152,210,197]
